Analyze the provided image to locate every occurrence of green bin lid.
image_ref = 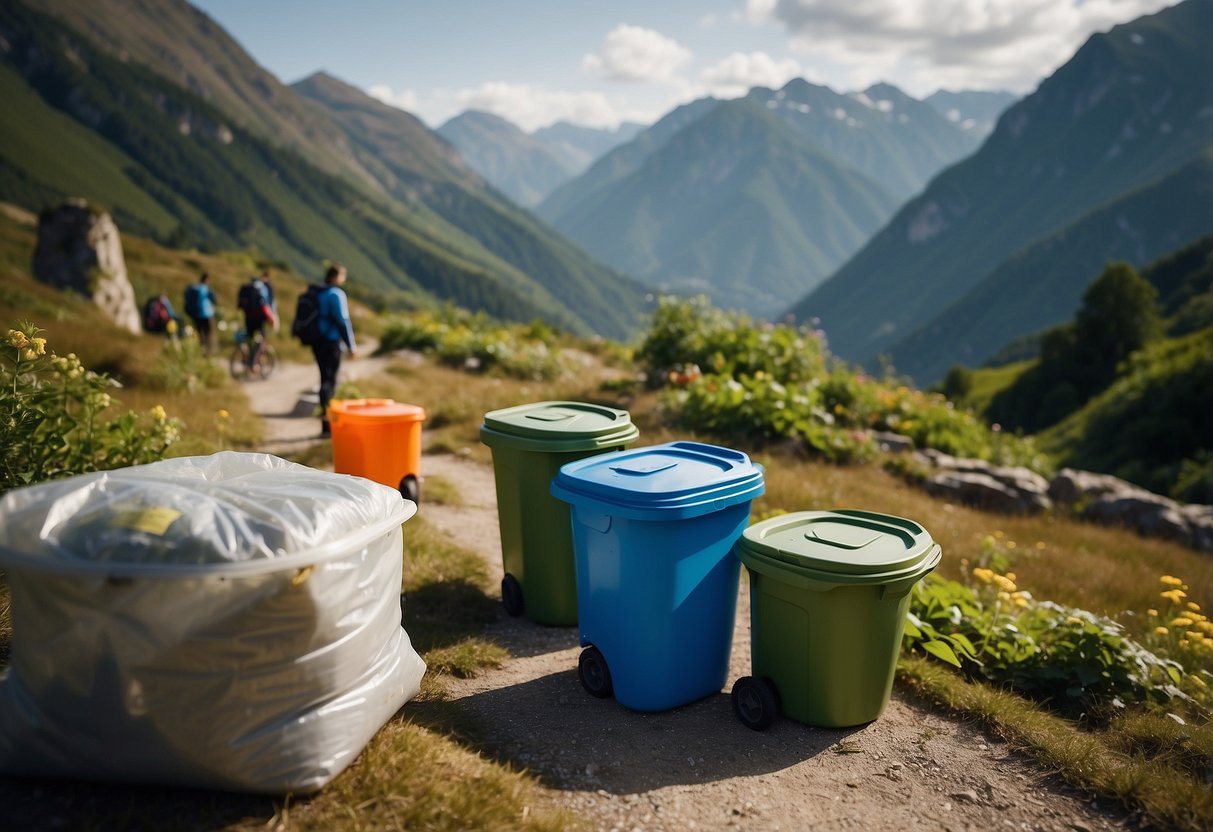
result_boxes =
[480,401,638,453]
[739,509,937,577]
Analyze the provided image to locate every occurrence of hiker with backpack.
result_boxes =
[142,294,180,338]
[293,263,356,437]
[183,273,218,354]
[237,273,278,370]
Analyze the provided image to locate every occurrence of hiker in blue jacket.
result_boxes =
[314,263,357,436]
[183,272,218,354]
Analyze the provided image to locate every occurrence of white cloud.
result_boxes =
[582,24,692,83]
[367,84,418,113]
[700,52,805,97]
[748,0,1173,94]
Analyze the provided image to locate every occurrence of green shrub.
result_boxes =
[642,296,1044,468]
[0,322,183,494]
[378,309,567,381]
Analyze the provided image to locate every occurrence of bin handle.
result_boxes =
[878,545,941,601]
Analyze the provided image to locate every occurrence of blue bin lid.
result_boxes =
[551,441,764,521]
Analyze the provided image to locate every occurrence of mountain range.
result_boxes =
[437,113,642,207]
[534,79,989,317]
[924,90,1020,138]
[0,0,648,339]
[791,0,1213,383]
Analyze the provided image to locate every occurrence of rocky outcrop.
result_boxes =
[906,454,1213,552]
[1050,468,1213,552]
[32,199,140,334]
[914,449,1053,514]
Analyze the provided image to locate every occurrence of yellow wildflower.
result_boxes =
[1188,631,1205,641]
[997,591,1011,602]
[1180,639,1189,648]
[216,409,230,420]
[1160,575,1183,586]
[1190,675,1207,688]
[7,329,28,349]
[993,575,1017,593]
[1170,618,1193,628]
[1034,541,1046,550]
[1014,597,1029,608]
[30,337,46,355]
[166,319,178,335]
[21,349,37,361]
[1161,589,1187,603]
[972,567,995,584]
[1066,616,1084,626]
[1154,626,1169,636]
[1147,609,1158,617]
[1188,612,1207,623]
[1006,572,1017,582]
[1199,621,1213,634]
[150,405,167,422]
[1187,602,1201,612]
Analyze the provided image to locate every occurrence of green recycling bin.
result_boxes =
[480,401,639,625]
[732,510,941,729]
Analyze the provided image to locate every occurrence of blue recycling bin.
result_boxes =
[551,441,764,711]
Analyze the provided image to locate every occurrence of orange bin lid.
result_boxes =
[329,398,426,424]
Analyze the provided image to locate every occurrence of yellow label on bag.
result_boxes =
[109,507,183,536]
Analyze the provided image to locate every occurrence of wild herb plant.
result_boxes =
[0,322,183,493]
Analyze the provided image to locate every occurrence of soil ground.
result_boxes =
[248,353,1132,832]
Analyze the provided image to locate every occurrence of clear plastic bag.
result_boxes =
[0,452,426,793]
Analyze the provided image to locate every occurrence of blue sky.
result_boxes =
[191,0,1173,131]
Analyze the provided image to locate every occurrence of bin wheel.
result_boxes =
[578,646,614,699]
[501,573,524,617]
[400,474,420,504]
[731,676,779,731]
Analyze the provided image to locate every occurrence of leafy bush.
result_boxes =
[0,323,182,494]
[904,566,1211,719]
[643,296,1043,467]
[378,309,568,380]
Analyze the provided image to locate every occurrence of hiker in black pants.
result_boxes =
[313,263,356,436]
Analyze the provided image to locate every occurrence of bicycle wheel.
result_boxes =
[229,345,249,379]
[256,345,277,379]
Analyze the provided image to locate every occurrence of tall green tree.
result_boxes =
[1072,262,1162,388]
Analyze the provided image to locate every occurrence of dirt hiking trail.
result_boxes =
[247,354,1131,832]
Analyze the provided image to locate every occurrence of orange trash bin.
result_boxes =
[328,399,426,502]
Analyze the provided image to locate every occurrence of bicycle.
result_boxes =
[229,329,277,380]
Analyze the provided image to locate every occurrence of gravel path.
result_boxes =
[248,356,1131,832]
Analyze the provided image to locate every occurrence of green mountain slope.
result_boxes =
[888,151,1213,382]
[536,97,721,225]
[437,110,574,208]
[6,1,645,338]
[294,75,648,340]
[540,97,900,316]
[1039,327,1213,502]
[789,0,1213,372]
[748,79,981,203]
[37,0,378,187]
